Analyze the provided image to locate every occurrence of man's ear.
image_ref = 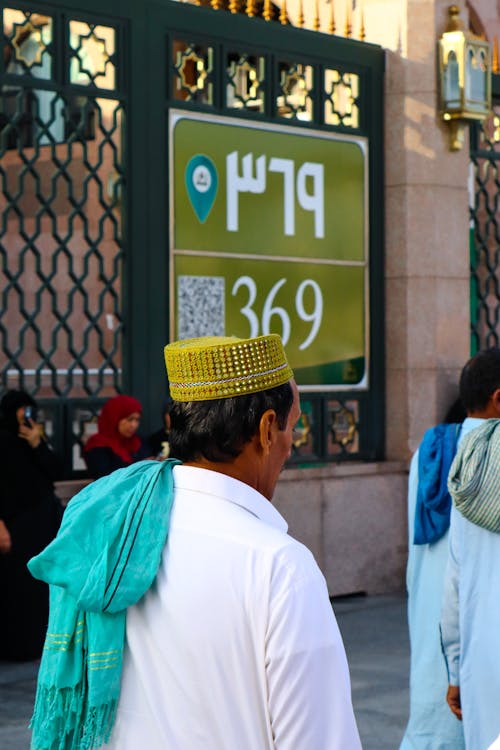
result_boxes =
[491,388,500,417]
[258,409,278,455]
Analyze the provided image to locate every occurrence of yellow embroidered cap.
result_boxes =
[164,334,294,402]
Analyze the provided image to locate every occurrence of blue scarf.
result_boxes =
[413,423,461,545]
[28,458,180,750]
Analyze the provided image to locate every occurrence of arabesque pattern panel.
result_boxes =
[470,105,500,351]
[1,7,126,399]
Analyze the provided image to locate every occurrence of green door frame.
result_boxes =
[138,1,385,461]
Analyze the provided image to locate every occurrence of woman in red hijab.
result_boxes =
[84,395,149,479]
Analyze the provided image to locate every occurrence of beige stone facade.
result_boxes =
[384,0,471,460]
[268,0,496,595]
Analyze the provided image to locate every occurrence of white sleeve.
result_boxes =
[406,450,419,589]
[265,564,362,750]
[440,507,461,685]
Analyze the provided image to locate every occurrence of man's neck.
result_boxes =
[467,409,496,420]
[467,388,500,420]
[183,450,268,499]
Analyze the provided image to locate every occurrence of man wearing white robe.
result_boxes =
[400,440,465,750]
[440,348,500,750]
[401,348,500,750]
[105,335,362,750]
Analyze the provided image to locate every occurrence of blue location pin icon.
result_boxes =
[185,155,218,223]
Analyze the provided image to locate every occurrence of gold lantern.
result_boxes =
[438,5,491,150]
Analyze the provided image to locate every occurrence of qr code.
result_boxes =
[177,275,225,339]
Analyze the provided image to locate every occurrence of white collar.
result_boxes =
[461,417,487,438]
[173,464,288,533]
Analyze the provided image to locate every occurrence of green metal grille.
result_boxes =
[0,5,126,474]
[470,89,500,352]
[172,41,215,106]
[1,7,126,399]
[288,394,361,464]
[277,61,314,121]
[169,34,365,132]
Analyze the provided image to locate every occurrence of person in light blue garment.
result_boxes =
[400,410,465,750]
[441,348,500,750]
[400,348,500,750]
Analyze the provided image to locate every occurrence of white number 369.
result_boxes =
[231,276,323,351]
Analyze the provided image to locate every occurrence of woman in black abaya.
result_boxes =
[0,390,63,661]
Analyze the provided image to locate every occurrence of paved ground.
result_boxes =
[0,593,409,750]
[335,594,409,749]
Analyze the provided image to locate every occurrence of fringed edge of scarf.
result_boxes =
[30,683,117,750]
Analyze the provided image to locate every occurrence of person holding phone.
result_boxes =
[0,390,63,661]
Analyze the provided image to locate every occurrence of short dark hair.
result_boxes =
[169,381,294,462]
[459,347,500,413]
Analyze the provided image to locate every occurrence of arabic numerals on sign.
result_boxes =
[226,152,325,238]
[232,276,323,351]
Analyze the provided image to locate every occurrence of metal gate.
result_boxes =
[469,75,500,353]
[1,2,127,472]
[0,0,384,475]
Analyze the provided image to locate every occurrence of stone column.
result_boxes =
[385,0,471,460]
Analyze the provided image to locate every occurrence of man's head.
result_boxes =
[164,335,300,499]
[459,347,500,418]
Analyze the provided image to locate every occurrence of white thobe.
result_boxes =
[440,418,499,750]
[105,465,361,750]
[399,446,465,750]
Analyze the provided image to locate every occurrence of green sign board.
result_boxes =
[170,111,369,390]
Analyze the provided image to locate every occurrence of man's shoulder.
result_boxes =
[414,422,461,472]
[230,502,320,581]
[420,422,461,447]
[411,423,458,463]
[230,499,317,573]
[267,532,324,589]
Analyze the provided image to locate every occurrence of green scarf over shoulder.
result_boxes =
[28,458,181,750]
[448,418,500,532]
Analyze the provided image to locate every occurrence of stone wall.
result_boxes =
[384,0,471,462]
[274,463,408,596]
